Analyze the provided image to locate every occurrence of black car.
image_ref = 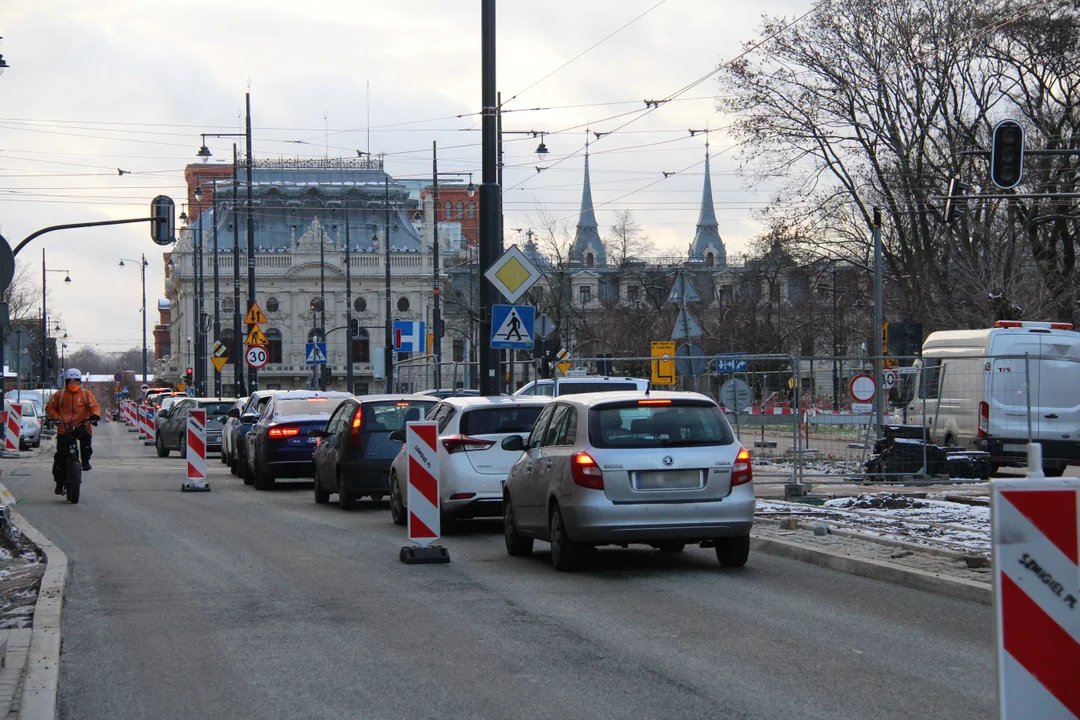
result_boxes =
[309,395,436,510]
[230,390,280,483]
[245,391,353,490]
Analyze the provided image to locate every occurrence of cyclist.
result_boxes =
[47,368,101,494]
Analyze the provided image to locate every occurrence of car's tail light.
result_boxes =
[268,426,300,439]
[570,452,603,489]
[1051,322,1075,331]
[351,407,363,447]
[994,320,1022,328]
[978,401,989,439]
[441,435,496,454]
[731,448,753,486]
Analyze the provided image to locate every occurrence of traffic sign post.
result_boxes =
[400,421,450,564]
[245,345,268,369]
[393,321,425,353]
[882,368,898,392]
[992,445,1078,719]
[720,380,752,412]
[715,353,748,372]
[483,244,541,304]
[305,342,328,365]
[245,325,268,346]
[651,341,676,385]
[850,373,876,404]
[244,302,268,326]
[181,409,210,492]
[491,305,535,350]
[675,343,707,377]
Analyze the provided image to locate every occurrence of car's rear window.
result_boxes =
[199,402,235,416]
[361,401,436,433]
[588,401,735,448]
[557,382,639,395]
[276,398,348,416]
[461,406,545,435]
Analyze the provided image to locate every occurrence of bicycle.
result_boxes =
[52,418,96,504]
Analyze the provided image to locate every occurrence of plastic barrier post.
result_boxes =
[181,409,210,492]
[127,401,138,432]
[992,443,1080,719]
[144,408,156,446]
[0,411,11,459]
[400,420,449,564]
[5,403,22,453]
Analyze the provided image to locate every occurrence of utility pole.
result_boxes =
[478,0,500,395]
[384,175,393,394]
[212,180,221,398]
[232,144,244,397]
[345,213,353,394]
[832,261,839,412]
[245,93,257,394]
[432,142,442,391]
[872,208,885,430]
[40,249,46,392]
[318,222,326,391]
[195,188,205,395]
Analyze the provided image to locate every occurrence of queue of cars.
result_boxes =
[146,376,755,572]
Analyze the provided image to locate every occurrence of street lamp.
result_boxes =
[0,36,9,77]
[119,254,149,386]
[42,250,71,391]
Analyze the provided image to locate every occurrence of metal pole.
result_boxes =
[384,175,393,394]
[432,142,442,391]
[245,92,257,394]
[345,213,353,394]
[41,249,46,392]
[141,253,148,385]
[832,263,839,411]
[212,181,221,398]
[478,0,500,395]
[196,192,205,395]
[497,90,507,392]
[232,144,244,397]
[872,208,885,431]
[1025,352,1032,445]
[319,222,326,391]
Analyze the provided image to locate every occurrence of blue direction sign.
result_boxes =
[715,353,748,372]
[393,321,425,352]
[491,305,535,350]
[305,342,328,365]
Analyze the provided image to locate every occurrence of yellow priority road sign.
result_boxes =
[245,302,268,326]
[245,325,268,346]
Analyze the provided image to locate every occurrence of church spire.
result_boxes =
[577,138,598,231]
[689,129,725,264]
[571,135,605,266]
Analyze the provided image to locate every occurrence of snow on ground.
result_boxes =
[758,492,991,554]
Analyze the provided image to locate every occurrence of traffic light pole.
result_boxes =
[345,213,354,394]
[478,0,500,396]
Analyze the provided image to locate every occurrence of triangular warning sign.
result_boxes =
[245,325,268,345]
[211,356,229,372]
[493,307,532,345]
[244,302,267,325]
[306,344,327,363]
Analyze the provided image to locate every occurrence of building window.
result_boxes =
[627,286,640,304]
[445,202,451,219]
[586,252,595,269]
[352,328,370,363]
[467,202,475,219]
[453,338,465,362]
[160,343,171,360]
[579,286,592,305]
[354,297,367,313]
[221,328,235,359]
[265,297,280,313]
[456,202,464,219]
[221,297,235,314]
[265,329,283,364]
[706,252,715,267]
[397,297,410,312]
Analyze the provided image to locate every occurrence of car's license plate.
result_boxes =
[634,470,702,490]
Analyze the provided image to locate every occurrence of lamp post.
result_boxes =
[193,184,206,395]
[119,254,149,385]
[384,176,392,394]
[345,213,354,393]
[41,250,71,391]
[431,141,476,392]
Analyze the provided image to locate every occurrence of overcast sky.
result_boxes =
[0,0,808,354]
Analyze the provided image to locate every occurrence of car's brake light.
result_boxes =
[731,448,753,486]
[352,407,363,447]
[307,398,329,402]
[994,320,1023,328]
[978,401,989,439]
[268,426,300,438]
[396,402,411,407]
[570,452,603,489]
[638,399,672,406]
[441,434,496,454]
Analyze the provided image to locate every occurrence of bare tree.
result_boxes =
[605,210,655,267]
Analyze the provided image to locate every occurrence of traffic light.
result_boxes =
[349,317,360,338]
[990,119,1025,189]
[184,367,193,386]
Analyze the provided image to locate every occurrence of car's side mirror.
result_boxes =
[307,428,329,438]
[215,415,228,424]
[501,435,525,452]
[388,429,406,443]
[228,408,240,419]
[240,414,258,424]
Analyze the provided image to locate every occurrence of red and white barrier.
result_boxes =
[138,405,153,441]
[181,408,210,492]
[5,403,22,453]
[992,444,1079,719]
[143,407,156,446]
[406,421,440,545]
[746,407,797,415]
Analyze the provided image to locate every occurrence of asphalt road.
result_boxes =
[5,422,997,720]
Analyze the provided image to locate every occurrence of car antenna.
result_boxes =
[645,379,651,396]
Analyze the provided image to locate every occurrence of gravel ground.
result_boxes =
[0,509,44,629]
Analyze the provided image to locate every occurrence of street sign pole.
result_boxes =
[478,0,500,396]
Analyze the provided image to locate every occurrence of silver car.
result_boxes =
[501,391,754,571]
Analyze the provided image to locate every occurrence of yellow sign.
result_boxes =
[245,325,268,346]
[245,303,268,326]
[882,320,889,355]
[651,341,676,385]
[884,357,899,368]
[555,347,572,376]
[788,377,795,390]
[176,382,188,392]
[211,356,229,373]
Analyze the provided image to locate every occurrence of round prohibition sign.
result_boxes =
[245,344,268,369]
[849,373,876,403]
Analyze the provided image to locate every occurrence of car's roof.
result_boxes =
[440,395,552,408]
[555,390,716,407]
[190,397,238,404]
[532,376,647,384]
[273,390,353,401]
[356,394,437,404]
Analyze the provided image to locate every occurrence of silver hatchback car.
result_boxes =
[501,391,754,571]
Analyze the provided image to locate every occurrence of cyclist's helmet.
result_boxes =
[64,368,82,382]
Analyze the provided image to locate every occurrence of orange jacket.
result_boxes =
[46,386,101,435]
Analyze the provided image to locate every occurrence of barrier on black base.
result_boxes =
[143,407,156,446]
[400,420,449,564]
[181,409,211,492]
[4,403,22,454]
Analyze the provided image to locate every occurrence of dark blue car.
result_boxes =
[244,390,353,491]
[230,390,280,484]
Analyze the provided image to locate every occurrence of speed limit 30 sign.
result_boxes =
[246,344,268,369]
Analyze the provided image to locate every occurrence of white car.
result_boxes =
[388,396,551,529]
[514,376,649,397]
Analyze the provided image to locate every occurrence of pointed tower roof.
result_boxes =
[690,138,725,264]
[571,142,606,265]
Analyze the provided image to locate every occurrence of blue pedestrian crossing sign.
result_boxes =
[491,305,535,350]
[305,342,328,365]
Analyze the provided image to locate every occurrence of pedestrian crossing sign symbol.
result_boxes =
[245,303,267,325]
[490,304,535,350]
[245,325,268,346]
[305,342,328,365]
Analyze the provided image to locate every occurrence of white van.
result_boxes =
[898,321,1080,475]
[513,376,649,397]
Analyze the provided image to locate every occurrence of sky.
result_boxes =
[0,0,809,353]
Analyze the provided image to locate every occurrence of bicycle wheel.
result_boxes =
[66,457,81,504]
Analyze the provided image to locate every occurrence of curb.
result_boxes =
[750,534,992,606]
[0,481,65,720]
